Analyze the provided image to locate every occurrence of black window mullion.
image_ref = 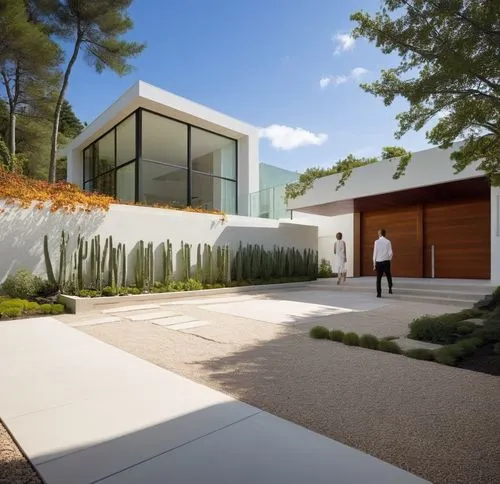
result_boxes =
[187,125,192,206]
[235,139,238,214]
[113,127,117,199]
[135,109,142,203]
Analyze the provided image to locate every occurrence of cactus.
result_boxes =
[148,242,154,289]
[121,244,127,287]
[224,245,231,285]
[163,239,173,284]
[196,243,202,282]
[235,241,243,282]
[180,242,191,281]
[58,230,69,290]
[135,240,145,290]
[43,234,57,288]
[203,243,214,284]
[76,235,88,291]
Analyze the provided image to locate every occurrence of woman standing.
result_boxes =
[334,232,347,284]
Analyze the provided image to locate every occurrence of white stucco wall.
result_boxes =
[0,202,318,283]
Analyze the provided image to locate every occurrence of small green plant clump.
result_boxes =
[434,337,483,366]
[0,270,44,299]
[318,259,333,278]
[342,332,360,346]
[310,326,330,339]
[0,297,64,319]
[378,339,402,354]
[405,348,435,361]
[494,342,500,355]
[359,334,379,350]
[329,329,345,342]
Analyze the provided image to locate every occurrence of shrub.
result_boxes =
[359,334,379,350]
[434,346,461,366]
[378,339,402,354]
[382,335,398,341]
[49,304,65,315]
[127,287,141,295]
[77,289,101,298]
[102,286,117,297]
[471,319,500,343]
[492,286,500,304]
[184,279,203,291]
[310,326,330,339]
[494,342,500,355]
[405,348,435,361]
[0,270,43,299]
[318,259,333,278]
[1,307,22,318]
[409,309,482,344]
[40,303,53,315]
[342,332,360,346]
[329,329,345,342]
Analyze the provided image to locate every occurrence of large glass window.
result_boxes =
[95,131,115,175]
[191,127,236,179]
[142,160,187,206]
[142,111,188,167]
[116,162,135,202]
[82,109,238,212]
[116,115,135,166]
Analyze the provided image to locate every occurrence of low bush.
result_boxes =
[492,286,500,304]
[183,279,204,291]
[318,259,333,278]
[77,289,101,298]
[329,329,344,342]
[2,307,22,318]
[471,319,500,344]
[127,287,141,295]
[359,334,379,350]
[405,348,435,361]
[310,326,330,339]
[494,342,500,355]
[409,309,482,344]
[378,339,402,354]
[434,337,482,366]
[342,332,360,346]
[0,270,44,299]
[0,297,64,319]
[102,286,117,297]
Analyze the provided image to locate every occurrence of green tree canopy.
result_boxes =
[285,146,410,200]
[351,0,500,185]
[29,0,145,181]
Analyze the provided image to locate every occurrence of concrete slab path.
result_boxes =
[0,317,428,484]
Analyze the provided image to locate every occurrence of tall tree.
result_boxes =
[59,99,84,140]
[0,0,60,161]
[351,1,500,185]
[32,0,145,182]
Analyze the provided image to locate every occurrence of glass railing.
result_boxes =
[240,184,292,219]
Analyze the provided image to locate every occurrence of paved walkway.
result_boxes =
[0,317,427,484]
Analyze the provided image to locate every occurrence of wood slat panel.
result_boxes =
[423,200,491,279]
[361,206,421,277]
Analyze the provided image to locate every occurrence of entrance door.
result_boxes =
[361,206,421,277]
[423,200,490,279]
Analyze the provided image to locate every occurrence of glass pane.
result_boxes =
[94,171,115,196]
[116,162,135,202]
[142,111,187,167]
[191,127,236,179]
[83,147,94,182]
[142,160,187,206]
[192,172,236,214]
[116,115,136,166]
[95,130,115,175]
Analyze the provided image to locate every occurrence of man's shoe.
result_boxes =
[389,288,393,294]
[376,294,381,298]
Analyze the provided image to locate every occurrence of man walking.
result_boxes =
[373,228,393,298]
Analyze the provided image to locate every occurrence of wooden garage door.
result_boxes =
[423,200,490,279]
[361,206,421,277]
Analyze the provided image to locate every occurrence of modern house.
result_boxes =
[65,81,259,216]
[288,144,500,283]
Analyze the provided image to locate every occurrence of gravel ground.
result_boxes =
[78,298,500,484]
[0,421,41,484]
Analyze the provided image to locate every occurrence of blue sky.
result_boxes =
[66,0,432,173]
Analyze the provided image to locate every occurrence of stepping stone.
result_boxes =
[168,320,210,331]
[103,304,160,314]
[152,315,197,327]
[69,316,121,327]
[125,311,181,321]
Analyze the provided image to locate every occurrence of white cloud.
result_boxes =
[350,67,369,79]
[259,125,328,151]
[333,33,355,55]
[319,68,368,89]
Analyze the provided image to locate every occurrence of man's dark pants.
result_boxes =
[375,260,393,297]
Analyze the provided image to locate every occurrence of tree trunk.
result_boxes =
[8,112,16,156]
[48,37,82,183]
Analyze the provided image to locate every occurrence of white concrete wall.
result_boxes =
[492,186,500,283]
[288,142,480,211]
[0,202,318,283]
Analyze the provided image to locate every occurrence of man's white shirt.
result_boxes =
[373,236,393,265]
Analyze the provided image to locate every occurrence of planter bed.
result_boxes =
[60,280,311,314]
